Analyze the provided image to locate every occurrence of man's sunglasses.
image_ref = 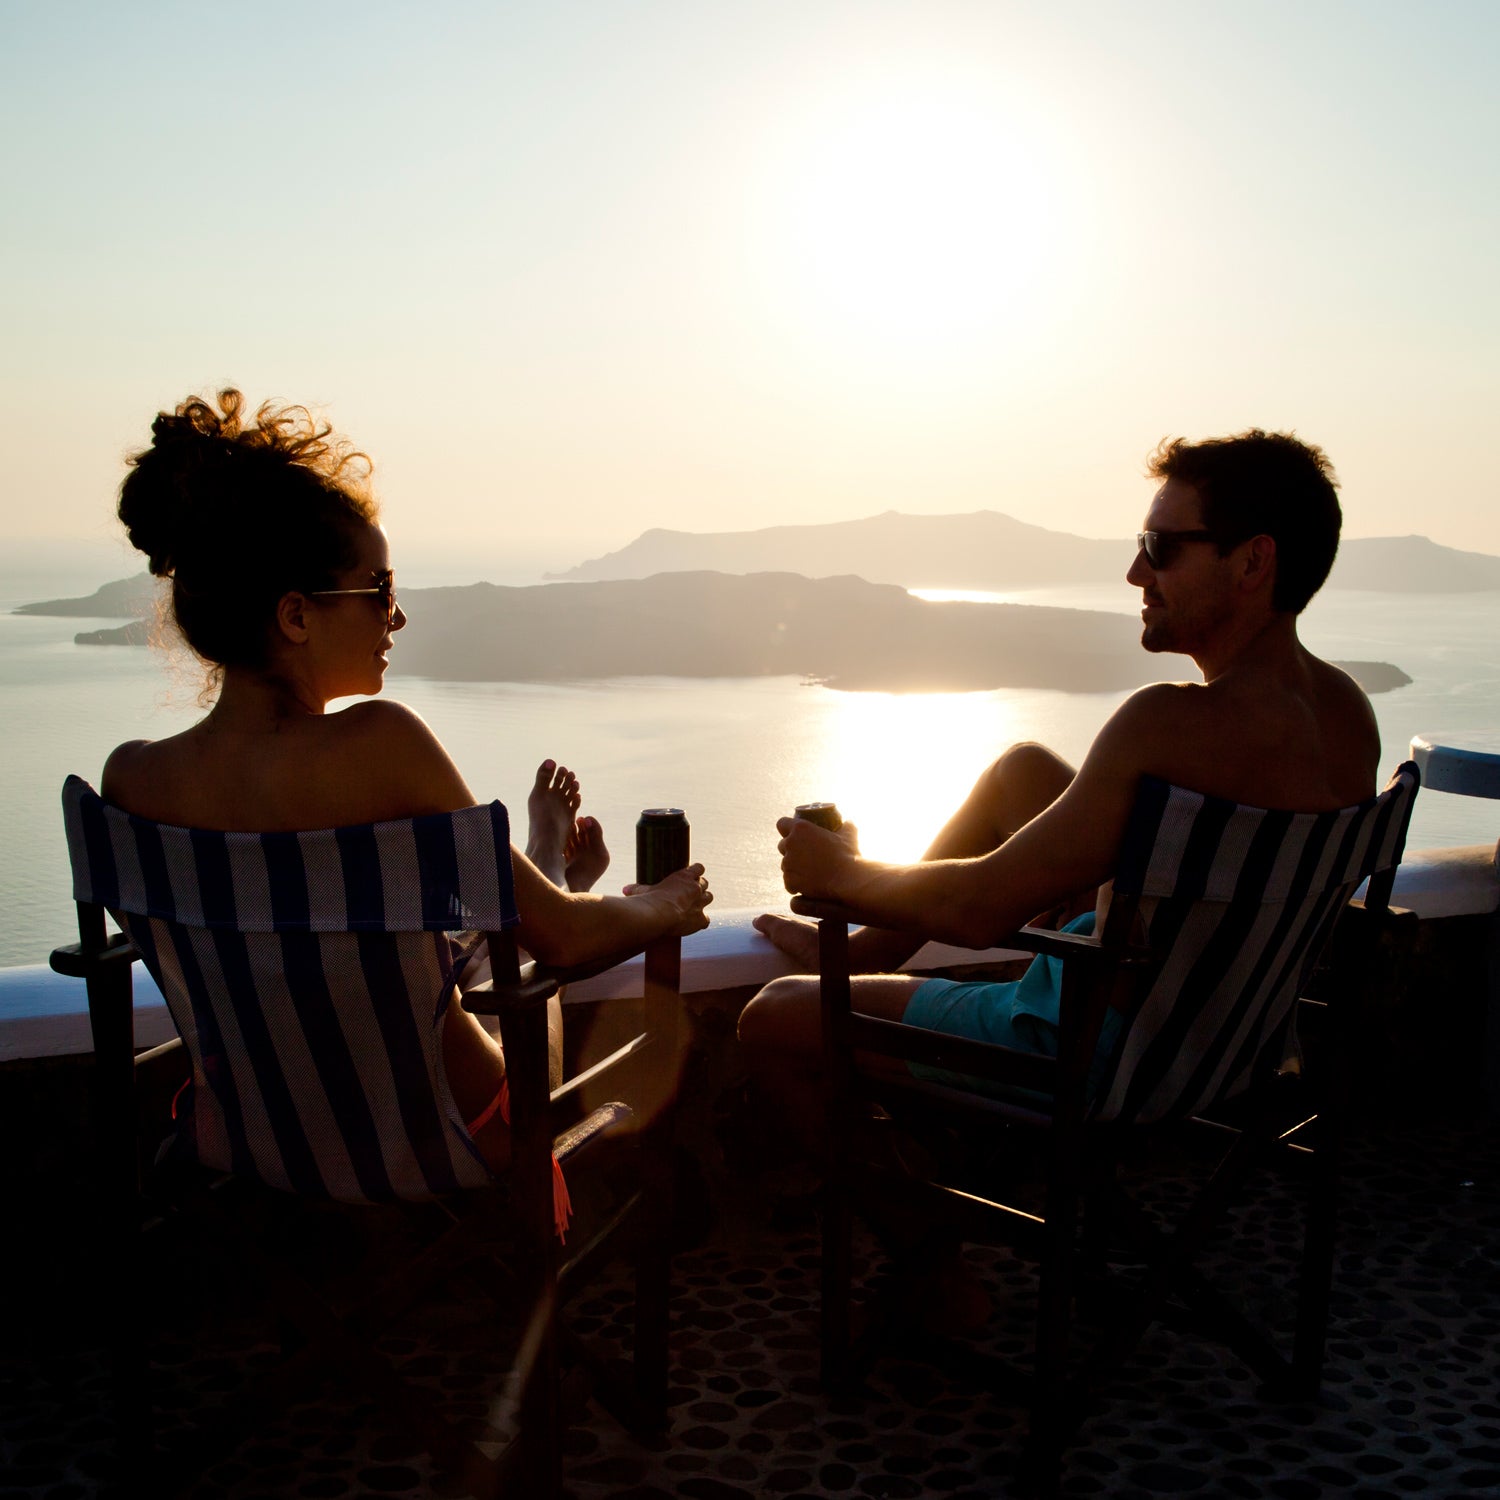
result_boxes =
[308,570,398,628]
[1136,530,1219,570]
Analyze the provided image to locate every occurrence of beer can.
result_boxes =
[795,802,843,832]
[636,808,690,885]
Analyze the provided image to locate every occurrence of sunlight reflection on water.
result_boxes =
[808,687,1113,865]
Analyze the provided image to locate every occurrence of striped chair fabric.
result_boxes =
[61,775,519,1204]
[1093,760,1419,1126]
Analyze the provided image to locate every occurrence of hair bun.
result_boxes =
[119,392,248,575]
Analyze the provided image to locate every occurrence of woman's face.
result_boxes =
[304,523,407,699]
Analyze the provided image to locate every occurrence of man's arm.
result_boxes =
[780,689,1178,948]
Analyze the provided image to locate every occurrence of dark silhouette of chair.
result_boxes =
[793,761,1420,1493]
[52,775,681,1499]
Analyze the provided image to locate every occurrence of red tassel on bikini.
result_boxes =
[466,1078,573,1241]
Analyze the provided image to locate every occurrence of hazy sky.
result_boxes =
[2,0,1496,582]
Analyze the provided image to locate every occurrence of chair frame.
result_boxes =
[794,772,1416,1494]
[52,898,681,1500]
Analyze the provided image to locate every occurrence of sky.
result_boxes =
[2,0,1496,586]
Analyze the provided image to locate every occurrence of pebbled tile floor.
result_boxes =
[3,1116,1498,1499]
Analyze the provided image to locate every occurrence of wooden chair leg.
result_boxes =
[1027,1122,1083,1495]
[818,918,855,1388]
[501,986,563,1500]
[820,1172,855,1387]
[634,937,680,1427]
[83,946,153,1469]
[1290,945,1363,1395]
[1293,1013,1353,1392]
[514,1260,560,1500]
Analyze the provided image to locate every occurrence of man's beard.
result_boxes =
[1140,594,1229,657]
[1139,616,1195,656]
[1140,621,1171,653]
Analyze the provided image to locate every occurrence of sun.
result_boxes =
[753,63,1079,359]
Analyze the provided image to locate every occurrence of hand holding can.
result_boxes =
[779,802,855,897]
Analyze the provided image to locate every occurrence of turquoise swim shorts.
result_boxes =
[901,912,1124,1102]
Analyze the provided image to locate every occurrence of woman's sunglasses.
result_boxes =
[309,570,398,628]
[1136,530,1219,570]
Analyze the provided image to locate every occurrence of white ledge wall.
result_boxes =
[0,907,1028,1063]
[9,842,1496,1064]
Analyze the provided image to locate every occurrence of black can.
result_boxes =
[795,802,843,832]
[636,808,690,885]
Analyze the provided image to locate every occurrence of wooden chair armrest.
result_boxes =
[1002,924,1153,966]
[1342,898,1419,937]
[461,939,683,1017]
[50,933,140,979]
[459,965,560,1015]
[787,899,1153,966]
[535,948,661,990]
[789,895,928,935]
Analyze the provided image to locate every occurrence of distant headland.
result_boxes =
[22,567,1412,695]
[546,512,1500,593]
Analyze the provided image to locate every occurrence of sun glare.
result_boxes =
[753,63,1079,362]
[806,689,1032,865]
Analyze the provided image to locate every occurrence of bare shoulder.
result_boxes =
[330,697,445,748]
[1304,653,1382,790]
[102,736,153,771]
[1092,682,1204,760]
[317,698,475,816]
[100,737,155,803]
[1084,680,1250,791]
[1309,655,1379,722]
[1052,684,1197,816]
[991,687,1182,899]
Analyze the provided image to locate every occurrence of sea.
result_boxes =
[3,576,1498,970]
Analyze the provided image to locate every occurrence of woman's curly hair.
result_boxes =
[118,388,379,673]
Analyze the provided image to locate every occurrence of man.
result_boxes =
[740,429,1380,1107]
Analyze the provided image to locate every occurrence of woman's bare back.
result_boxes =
[102,698,472,831]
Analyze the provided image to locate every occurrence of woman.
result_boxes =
[104,388,712,1172]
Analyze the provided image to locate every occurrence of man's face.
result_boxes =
[1126,478,1233,655]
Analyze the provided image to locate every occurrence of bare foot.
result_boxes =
[564,815,610,892]
[855,926,926,972]
[752,912,822,971]
[526,760,580,887]
[753,911,926,975]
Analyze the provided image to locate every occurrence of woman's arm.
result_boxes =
[509,851,712,967]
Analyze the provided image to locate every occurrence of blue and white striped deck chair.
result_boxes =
[797,760,1420,1492]
[1092,757,1420,1126]
[61,774,516,1201]
[55,774,676,1498]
